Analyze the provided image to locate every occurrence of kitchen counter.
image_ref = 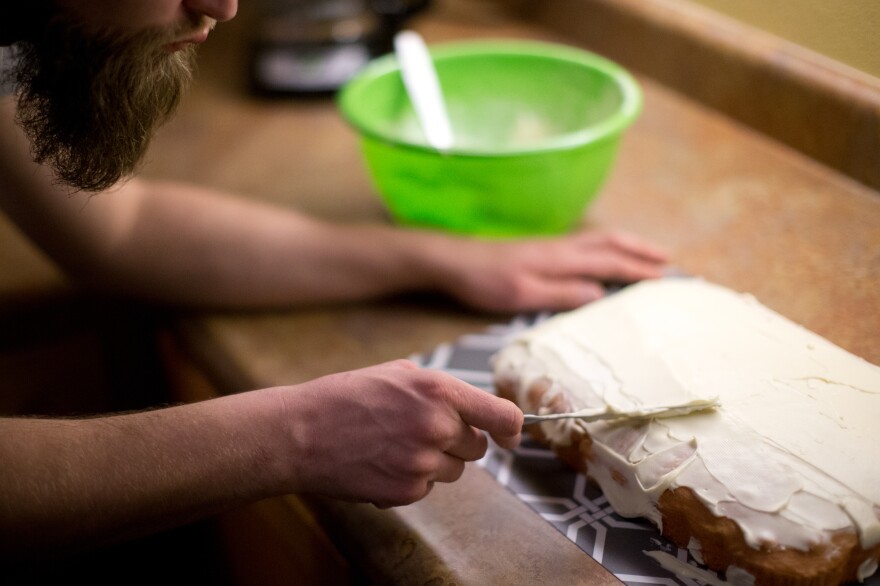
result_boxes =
[3,0,879,583]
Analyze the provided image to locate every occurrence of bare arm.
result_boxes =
[0,389,288,558]
[1,96,668,313]
[0,360,523,561]
[0,95,427,307]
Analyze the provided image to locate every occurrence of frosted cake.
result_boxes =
[491,277,880,585]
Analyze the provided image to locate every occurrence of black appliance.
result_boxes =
[249,0,432,96]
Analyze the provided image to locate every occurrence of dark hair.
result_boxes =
[1,2,52,46]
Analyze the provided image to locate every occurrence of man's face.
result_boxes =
[8,0,236,192]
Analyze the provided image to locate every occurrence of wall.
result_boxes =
[688,0,880,79]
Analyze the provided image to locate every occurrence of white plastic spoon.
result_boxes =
[394,30,454,151]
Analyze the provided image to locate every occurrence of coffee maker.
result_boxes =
[249,0,432,96]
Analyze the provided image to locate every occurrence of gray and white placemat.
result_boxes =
[411,313,880,586]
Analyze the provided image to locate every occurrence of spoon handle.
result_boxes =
[523,400,720,426]
[394,30,454,151]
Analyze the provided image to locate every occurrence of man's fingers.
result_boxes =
[550,250,667,284]
[575,229,670,262]
[594,254,667,282]
[601,230,670,261]
[490,429,523,450]
[446,380,524,442]
[433,454,467,484]
[444,419,489,461]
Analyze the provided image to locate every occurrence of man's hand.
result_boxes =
[277,359,523,508]
[428,228,670,313]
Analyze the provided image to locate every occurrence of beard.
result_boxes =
[7,14,206,192]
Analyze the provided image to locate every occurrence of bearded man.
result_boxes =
[9,8,208,191]
[0,0,668,578]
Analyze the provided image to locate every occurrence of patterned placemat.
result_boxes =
[411,313,880,586]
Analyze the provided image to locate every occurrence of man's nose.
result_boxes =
[183,0,238,22]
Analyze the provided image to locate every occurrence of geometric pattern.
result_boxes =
[412,313,880,586]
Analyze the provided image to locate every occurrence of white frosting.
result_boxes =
[644,550,755,586]
[491,278,880,577]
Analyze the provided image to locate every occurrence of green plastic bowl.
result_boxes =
[337,39,642,237]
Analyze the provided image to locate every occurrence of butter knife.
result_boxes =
[522,399,720,426]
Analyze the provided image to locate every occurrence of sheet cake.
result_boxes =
[491,277,880,585]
